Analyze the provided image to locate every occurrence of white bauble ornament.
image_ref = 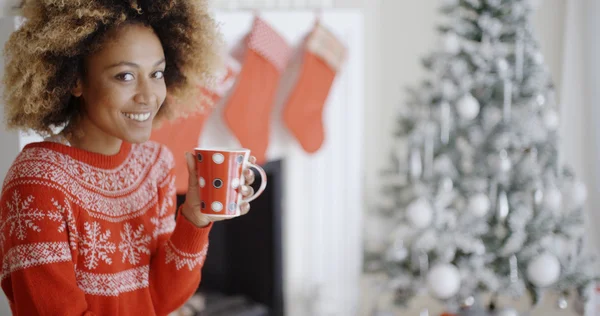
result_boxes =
[468,193,491,217]
[499,155,512,173]
[557,295,568,309]
[543,187,562,213]
[543,109,560,130]
[526,252,561,287]
[442,32,461,55]
[427,264,461,299]
[496,308,519,316]
[406,198,433,229]
[533,51,544,64]
[535,94,546,106]
[566,180,588,208]
[457,93,480,120]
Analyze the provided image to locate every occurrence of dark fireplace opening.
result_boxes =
[176,159,284,316]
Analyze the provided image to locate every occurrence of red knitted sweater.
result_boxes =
[0,140,212,316]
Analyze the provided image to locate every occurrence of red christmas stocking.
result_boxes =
[151,57,240,194]
[223,17,291,164]
[282,23,346,153]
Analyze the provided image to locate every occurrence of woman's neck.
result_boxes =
[64,117,123,156]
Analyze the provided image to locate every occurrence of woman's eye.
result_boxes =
[116,73,135,81]
[153,71,164,79]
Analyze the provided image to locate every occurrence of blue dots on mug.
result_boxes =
[213,178,223,189]
[201,201,205,209]
[228,203,237,212]
[196,153,203,162]
[236,155,244,164]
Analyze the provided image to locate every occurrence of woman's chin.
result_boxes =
[122,129,152,144]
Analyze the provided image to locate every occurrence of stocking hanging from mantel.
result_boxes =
[223,16,292,164]
[151,57,240,194]
[281,22,347,154]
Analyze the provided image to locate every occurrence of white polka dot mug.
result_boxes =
[193,147,267,217]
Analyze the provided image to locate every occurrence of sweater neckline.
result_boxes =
[24,140,133,169]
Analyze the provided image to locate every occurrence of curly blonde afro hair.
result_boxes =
[3,0,223,136]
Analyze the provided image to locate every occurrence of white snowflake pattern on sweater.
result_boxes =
[80,222,116,270]
[118,223,151,265]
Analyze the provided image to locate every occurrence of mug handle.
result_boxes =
[242,162,267,203]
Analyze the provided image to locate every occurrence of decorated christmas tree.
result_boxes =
[365,0,598,313]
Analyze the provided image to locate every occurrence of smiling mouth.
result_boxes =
[122,112,151,122]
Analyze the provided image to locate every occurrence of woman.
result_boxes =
[0,1,256,315]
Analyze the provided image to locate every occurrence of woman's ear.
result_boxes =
[71,78,83,97]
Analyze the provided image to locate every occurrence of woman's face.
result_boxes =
[72,23,167,144]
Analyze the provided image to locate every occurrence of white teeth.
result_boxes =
[123,112,151,122]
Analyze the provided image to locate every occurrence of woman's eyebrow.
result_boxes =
[105,58,166,70]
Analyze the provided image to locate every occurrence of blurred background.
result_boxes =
[0,0,598,316]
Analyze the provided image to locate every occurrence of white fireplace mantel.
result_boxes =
[4,10,364,316]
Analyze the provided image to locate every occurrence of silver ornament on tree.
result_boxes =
[496,58,509,78]
[442,32,461,55]
[468,193,491,218]
[440,101,451,145]
[410,148,423,181]
[534,187,544,208]
[406,198,434,229]
[497,190,509,221]
[557,294,568,310]
[462,296,475,308]
[542,108,560,130]
[426,263,461,300]
[509,255,519,284]
[543,185,562,216]
[386,239,408,262]
[526,252,561,287]
[535,94,546,107]
[424,122,436,179]
[503,80,512,123]
[457,93,480,120]
[515,29,524,82]
[489,180,499,214]
[494,149,512,174]
[495,190,509,239]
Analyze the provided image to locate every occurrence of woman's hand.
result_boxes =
[179,152,256,227]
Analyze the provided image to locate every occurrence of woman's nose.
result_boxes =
[133,80,157,106]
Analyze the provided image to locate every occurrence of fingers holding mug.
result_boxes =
[241,185,254,198]
[239,201,251,216]
[243,168,255,186]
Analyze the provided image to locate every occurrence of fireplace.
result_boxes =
[176,160,284,316]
